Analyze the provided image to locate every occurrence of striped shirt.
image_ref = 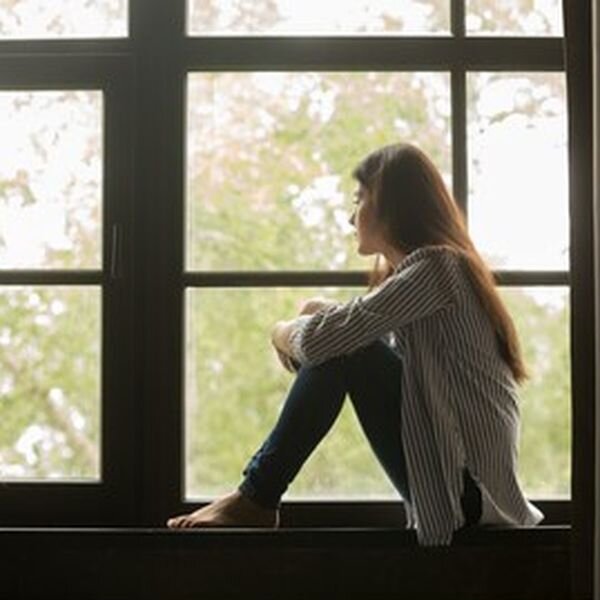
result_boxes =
[288,245,544,546]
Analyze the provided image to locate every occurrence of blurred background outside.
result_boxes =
[0,0,569,504]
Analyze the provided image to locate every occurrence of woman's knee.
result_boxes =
[343,340,401,372]
[342,341,403,406]
[297,354,345,376]
[294,341,400,386]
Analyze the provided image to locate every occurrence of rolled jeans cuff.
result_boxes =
[238,476,281,510]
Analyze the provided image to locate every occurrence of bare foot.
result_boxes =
[166,490,280,529]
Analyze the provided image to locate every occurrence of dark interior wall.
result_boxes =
[593,1,600,598]
[563,2,595,599]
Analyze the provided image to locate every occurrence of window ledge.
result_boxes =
[1,525,569,600]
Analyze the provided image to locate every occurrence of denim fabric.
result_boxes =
[238,340,481,526]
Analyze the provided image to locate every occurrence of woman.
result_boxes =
[167,142,544,545]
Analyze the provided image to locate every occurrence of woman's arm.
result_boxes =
[271,297,340,371]
[285,248,459,367]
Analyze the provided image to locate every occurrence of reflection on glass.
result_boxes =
[0,91,103,269]
[467,72,567,270]
[0,286,101,480]
[188,0,449,35]
[0,0,128,38]
[186,71,451,271]
[185,287,396,500]
[466,0,563,36]
[501,286,570,498]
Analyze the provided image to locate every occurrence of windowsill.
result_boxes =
[0,522,569,541]
[1,525,570,600]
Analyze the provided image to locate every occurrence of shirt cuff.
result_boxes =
[287,315,312,365]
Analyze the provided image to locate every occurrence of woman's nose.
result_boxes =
[348,211,355,227]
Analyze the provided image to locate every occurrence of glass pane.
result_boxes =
[502,286,570,498]
[185,287,396,500]
[188,0,449,35]
[0,0,128,39]
[466,0,563,36]
[467,73,568,270]
[0,286,101,480]
[186,72,451,271]
[0,91,103,269]
[185,285,570,500]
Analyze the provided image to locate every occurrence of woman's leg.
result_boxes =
[238,355,349,508]
[343,341,410,502]
[167,340,409,528]
[239,339,410,508]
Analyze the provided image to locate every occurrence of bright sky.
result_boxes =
[1,76,568,301]
[469,74,568,272]
[200,0,440,33]
[0,91,102,268]
[0,0,562,38]
[0,0,126,38]
[0,3,567,286]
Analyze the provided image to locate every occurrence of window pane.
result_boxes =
[502,286,570,498]
[466,0,563,36]
[467,73,568,270]
[186,72,451,271]
[0,91,103,270]
[185,287,396,500]
[0,286,101,480]
[188,0,449,35]
[185,285,571,500]
[0,0,128,38]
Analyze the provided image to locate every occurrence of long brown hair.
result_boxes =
[352,143,528,384]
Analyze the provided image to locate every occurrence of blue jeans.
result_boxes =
[238,340,481,525]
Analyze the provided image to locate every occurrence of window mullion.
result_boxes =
[452,67,468,217]
[131,0,187,526]
[451,0,466,38]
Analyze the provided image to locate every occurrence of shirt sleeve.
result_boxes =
[288,248,460,367]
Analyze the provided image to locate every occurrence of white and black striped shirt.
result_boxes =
[288,245,544,546]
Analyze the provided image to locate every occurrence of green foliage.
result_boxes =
[503,289,570,497]
[185,70,571,500]
[0,2,570,503]
[186,287,395,499]
[0,287,100,478]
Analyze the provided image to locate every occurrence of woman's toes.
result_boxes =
[167,515,186,528]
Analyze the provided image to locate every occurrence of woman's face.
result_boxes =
[349,183,387,256]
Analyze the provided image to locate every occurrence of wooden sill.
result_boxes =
[0,525,569,600]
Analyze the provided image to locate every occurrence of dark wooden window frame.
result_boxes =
[0,0,584,533]
[0,55,137,525]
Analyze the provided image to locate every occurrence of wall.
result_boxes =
[593,1,600,598]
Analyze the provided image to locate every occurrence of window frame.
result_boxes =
[0,0,585,531]
[0,54,137,525]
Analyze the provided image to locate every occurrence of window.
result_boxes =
[0,0,128,39]
[0,90,103,479]
[187,0,451,35]
[0,0,574,526]
[0,49,135,521]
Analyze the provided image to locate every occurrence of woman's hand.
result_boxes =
[271,320,299,374]
[271,320,295,356]
[271,298,337,374]
[297,296,339,316]
[275,348,299,374]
